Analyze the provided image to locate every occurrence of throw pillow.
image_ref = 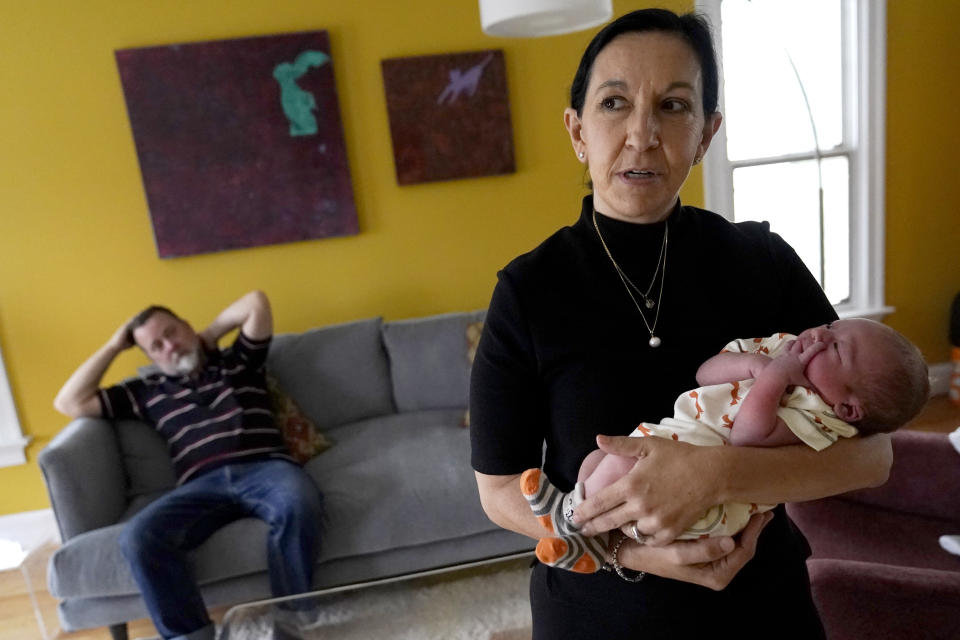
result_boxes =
[462,321,484,428]
[267,375,333,463]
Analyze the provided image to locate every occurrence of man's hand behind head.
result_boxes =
[109,316,137,353]
[53,316,137,418]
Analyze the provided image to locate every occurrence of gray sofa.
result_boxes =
[39,311,533,635]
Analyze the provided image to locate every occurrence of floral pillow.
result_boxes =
[267,375,333,464]
[462,321,484,428]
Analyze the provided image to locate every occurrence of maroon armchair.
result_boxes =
[787,429,960,640]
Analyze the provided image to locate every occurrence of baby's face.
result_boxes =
[794,318,890,413]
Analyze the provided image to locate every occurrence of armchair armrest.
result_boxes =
[834,430,960,522]
[38,417,128,541]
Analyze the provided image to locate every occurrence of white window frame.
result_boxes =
[697,0,891,320]
[0,343,29,467]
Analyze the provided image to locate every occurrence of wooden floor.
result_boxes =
[2,397,958,640]
[0,569,228,640]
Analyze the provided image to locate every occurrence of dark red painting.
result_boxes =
[116,31,357,258]
[381,50,514,185]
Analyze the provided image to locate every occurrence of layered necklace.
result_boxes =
[592,209,668,348]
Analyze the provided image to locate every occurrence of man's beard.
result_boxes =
[173,350,200,375]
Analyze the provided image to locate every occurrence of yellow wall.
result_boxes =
[884,0,960,359]
[0,1,956,515]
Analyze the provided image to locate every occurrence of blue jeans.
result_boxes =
[118,459,323,640]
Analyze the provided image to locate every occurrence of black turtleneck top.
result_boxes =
[470,195,836,637]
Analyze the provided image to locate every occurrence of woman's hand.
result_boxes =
[574,434,724,544]
[617,512,773,590]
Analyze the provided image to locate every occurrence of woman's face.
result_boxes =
[565,31,722,223]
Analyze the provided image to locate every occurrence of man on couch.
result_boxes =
[54,290,323,640]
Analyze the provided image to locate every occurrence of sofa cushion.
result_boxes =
[49,517,273,599]
[268,318,395,429]
[307,409,499,561]
[382,310,486,412]
[115,419,176,499]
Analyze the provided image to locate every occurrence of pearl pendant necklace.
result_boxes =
[592,210,668,349]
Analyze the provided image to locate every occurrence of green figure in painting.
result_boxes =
[273,50,330,136]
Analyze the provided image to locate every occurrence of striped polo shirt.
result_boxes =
[99,332,293,485]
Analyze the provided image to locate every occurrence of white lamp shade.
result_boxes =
[480,0,612,38]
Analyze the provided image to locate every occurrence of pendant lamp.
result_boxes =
[479,0,612,37]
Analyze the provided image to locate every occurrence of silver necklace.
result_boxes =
[610,224,666,310]
[592,210,668,348]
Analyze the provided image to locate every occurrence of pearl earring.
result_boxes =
[578,151,585,159]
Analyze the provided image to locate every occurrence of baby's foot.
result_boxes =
[535,533,608,574]
[520,468,583,536]
[521,468,607,573]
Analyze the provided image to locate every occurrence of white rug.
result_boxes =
[225,563,533,640]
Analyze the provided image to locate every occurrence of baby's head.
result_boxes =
[796,319,929,435]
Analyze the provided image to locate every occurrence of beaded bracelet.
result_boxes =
[603,532,646,583]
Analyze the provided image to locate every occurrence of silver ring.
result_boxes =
[629,522,648,545]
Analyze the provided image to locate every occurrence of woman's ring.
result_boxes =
[629,522,649,545]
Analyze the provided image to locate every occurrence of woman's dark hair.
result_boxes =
[570,8,720,118]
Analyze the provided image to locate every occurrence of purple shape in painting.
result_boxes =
[116,31,357,258]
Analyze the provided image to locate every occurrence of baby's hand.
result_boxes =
[767,339,826,388]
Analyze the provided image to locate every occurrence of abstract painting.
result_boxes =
[116,31,357,258]
[381,49,514,185]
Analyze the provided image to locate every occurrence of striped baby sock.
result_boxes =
[534,533,609,574]
[521,469,607,573]
[520,468,583,536]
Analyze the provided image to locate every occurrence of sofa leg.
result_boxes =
[108,623,129,640]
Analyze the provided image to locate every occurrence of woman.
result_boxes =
[469,9,891,639]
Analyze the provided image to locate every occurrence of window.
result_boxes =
[697,0,889,318]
